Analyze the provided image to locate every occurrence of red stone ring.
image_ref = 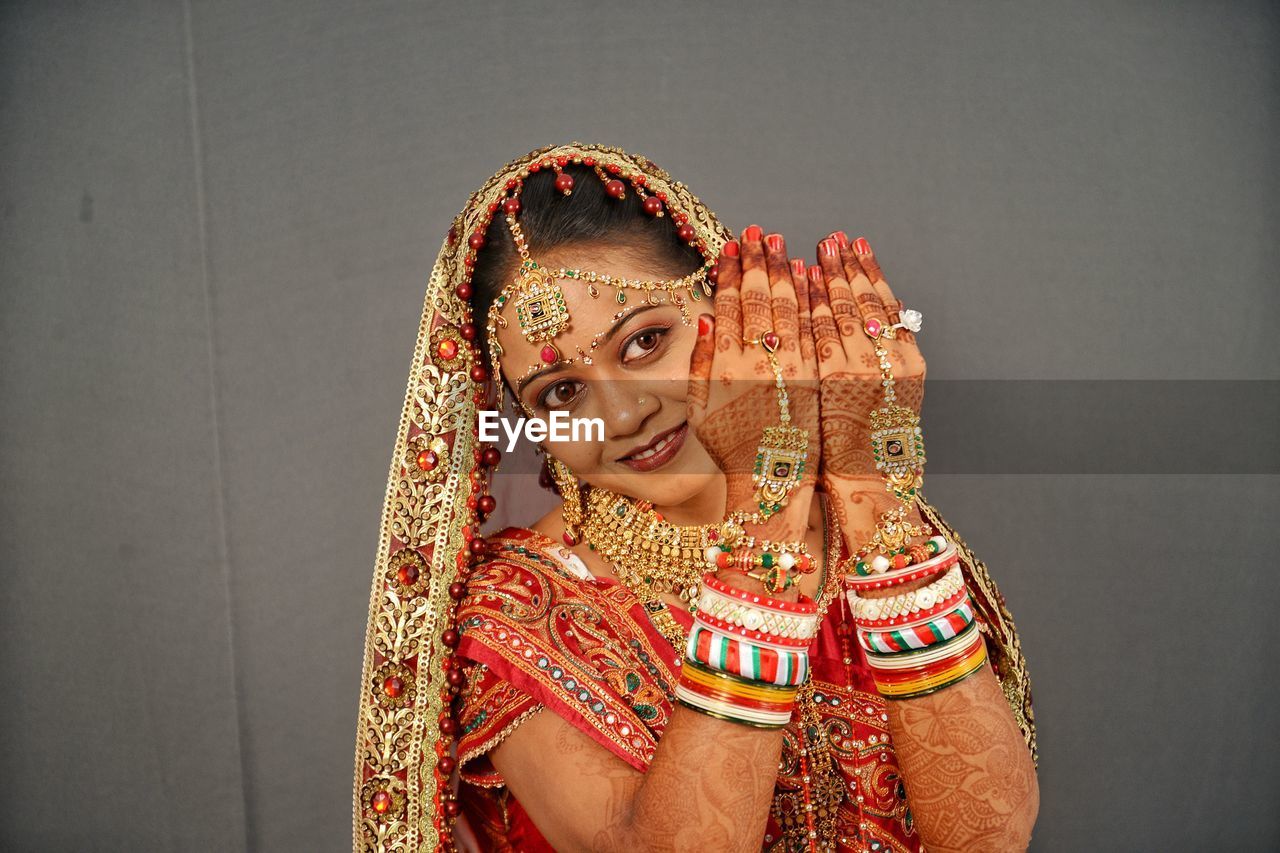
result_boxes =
[743,330,782,352]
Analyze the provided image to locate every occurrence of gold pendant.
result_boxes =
[753,425,809,513]
[869,403,924,487]
[512,262,570,343]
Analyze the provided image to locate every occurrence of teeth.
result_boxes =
[630,429,678,461]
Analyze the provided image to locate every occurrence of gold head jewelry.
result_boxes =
[485,197,715,410]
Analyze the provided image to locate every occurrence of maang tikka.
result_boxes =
[482,162,717,409]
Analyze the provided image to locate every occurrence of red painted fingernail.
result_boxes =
[766,233,784,252]
[820,239,839,258]
[790,258,805,276]
[807,265,824,283]
[722,240,739,257]
[697,314,713,337]
[743,224,763,242]
[830,231,849,248]
[854,237,872,255]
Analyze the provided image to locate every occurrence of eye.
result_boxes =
[538,378,583,410]
[621,325,670,363]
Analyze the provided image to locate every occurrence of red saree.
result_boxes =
[452,526,932,852]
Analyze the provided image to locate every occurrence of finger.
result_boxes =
[686,313,716,425]
[790,257,816,370]
[806,264,842,367]
[823,236,889,344]
[739,224,773,344]
[713,240,743,355]
[817,238,866,340]
[763,232,800,361]
[853,236,918,349]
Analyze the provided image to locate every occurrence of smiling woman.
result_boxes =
[353,143,1038,853]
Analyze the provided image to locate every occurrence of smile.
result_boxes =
[617,422,689,472]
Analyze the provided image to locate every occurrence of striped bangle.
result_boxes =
[857,597,975,654]
[863,620,983,671]
[687,624,810,687]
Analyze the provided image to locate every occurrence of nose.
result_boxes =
[598,383,661,441]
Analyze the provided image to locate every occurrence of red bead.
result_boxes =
[397,564,420,587]
[529,163,541,172]
[555,172,575,193]
[715,551,732,570]
[459,323,476,341]
[444,800,460,817]
[674,212,688,224]
[455,283,472,300]
[606,164,620,174]
[468,538,487,556]
[676,223,696,243]
[583,157,595,166]
[477,495,496,514]
[465,494,477,509]
[656,191,667,200]
[761,331,780,351]
[468,232,485,251]
[446,668,465,687]
[707,264,719,284]
[502,197,521,215]
[416,450,439,473]
[371,790,393,813]
[556,155,569,166]
[481,447,501,466]
[891,553,909,569]
[642,196,664,216]
[441,628,461,647]
[605,179,626,199]
[447,227,458,245]
[470,364,489,382]
[382,675,404,698]
[448,581,466,600]
[439,716,459,736]
[437,755,456,774]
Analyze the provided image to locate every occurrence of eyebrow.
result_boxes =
[514,303,666,396]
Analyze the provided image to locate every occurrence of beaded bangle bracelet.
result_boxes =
[697,585,820,641]
[692,609,813,649]
[855,587,969,630]
[688,624,810,687]
[857,598,975,654]
[852,535,949,576]
[701,575,819,614]
[844,544,958,592]
[849,564,965,623]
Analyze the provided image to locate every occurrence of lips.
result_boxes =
[617,422,689,472]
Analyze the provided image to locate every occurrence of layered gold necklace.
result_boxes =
[579,486,745,646]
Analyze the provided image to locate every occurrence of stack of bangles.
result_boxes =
[844,535,990,700]
[675,575,819,728]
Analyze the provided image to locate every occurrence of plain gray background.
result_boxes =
[2,1,1277,850]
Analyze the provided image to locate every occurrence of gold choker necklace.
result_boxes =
[580,487,745,642]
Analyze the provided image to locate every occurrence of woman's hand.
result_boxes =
[805,232,928,551]
[687,226,820,543]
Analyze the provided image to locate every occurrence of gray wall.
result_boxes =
[2,1,1276,850]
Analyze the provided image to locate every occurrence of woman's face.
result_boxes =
[494,243,719,510]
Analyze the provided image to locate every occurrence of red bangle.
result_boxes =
[845,550,959,592]
[702,574,817,614]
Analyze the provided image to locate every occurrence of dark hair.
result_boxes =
[471,163,704,389]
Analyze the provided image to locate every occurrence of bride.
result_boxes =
[353,142,1038,852]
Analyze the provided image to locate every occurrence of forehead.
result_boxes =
[493,243,690,369]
